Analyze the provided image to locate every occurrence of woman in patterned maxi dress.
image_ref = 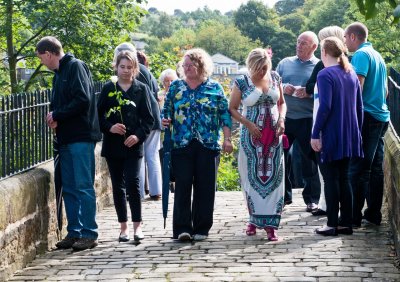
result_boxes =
[229,48,286,241]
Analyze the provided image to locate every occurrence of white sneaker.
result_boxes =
[193,234,208,241]
[177,232,192,241]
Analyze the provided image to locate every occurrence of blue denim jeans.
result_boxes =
[60,142,98,239]
[349,112,389,225]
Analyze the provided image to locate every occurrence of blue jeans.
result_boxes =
[284,118,321,204]
[349,112,389,225]
[60,142,98,239]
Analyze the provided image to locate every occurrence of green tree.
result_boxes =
[354,0,400,22]
[304,0,350,33]
[195,21,261,64]
[0,0,146,95]
[274,0,305,15]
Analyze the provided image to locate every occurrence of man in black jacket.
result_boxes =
[36,36,101,251]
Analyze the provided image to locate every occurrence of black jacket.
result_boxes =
[97,80,154,158]
[51,53,101,144]
[138,64,162,130]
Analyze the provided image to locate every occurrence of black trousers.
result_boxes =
[106,157,142,222]
[319,158,352,228]
[284,117,321,204]
[171,139,219,238]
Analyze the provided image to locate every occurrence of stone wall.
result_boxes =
[0,143,112,281]
[384,125,400,258]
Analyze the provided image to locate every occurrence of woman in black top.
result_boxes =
[97,50,154,242]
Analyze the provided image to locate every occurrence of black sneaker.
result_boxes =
[55,237,79,249]
[72,238,98,251]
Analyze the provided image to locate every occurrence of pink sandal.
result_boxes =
[246,224,257,236]
[265,227,278,241]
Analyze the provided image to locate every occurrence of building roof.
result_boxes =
[211,53,238,64]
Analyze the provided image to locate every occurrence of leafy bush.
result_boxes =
[217,129,240,191]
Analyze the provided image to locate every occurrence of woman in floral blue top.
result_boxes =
[162,48,233,242]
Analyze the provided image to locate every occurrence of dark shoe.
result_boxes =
[55,237,79,249]
[363,215,381,226]
[134,230,144,242]
[315,227,338,236]
[337,227,353,235]
[72,238,98,251]
[177,232,192,241]
[306,203,318,212]
[284,200,292,205]
[118,233,130,242]
[150,194,161,200]
[312,209,327,216]
[145,188,149,195]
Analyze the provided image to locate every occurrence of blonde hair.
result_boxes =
[183,48,213,80]
[318,26,345,42]
[321,37,352,73]
[246,48,272,76]
[115,50,139,78]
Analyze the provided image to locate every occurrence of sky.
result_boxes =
[143,0,279,14]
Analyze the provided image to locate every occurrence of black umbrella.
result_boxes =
[53,137,63,234]
[162,127,172,229]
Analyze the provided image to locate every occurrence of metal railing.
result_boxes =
[388,67,400,136]
[0,82,104,180]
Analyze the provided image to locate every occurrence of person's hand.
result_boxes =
[293,87,309,99]
[276,118,285,137]
[283,84,295,95]
[246,121,261,139]
[124,135,139,147]
[222,139,233,154]
[48,121,58,129]
[110,123,126,135]
[162,118,171,128]
[310,138,322,152]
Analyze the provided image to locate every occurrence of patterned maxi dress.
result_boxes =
[235,72,285,229]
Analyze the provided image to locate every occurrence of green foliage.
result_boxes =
[195,20,261,64]
[148,50,181,80]
[106,79,136,124]
[1,0,147,94]
[217,127,240,192]
[355,0,400,23]
[275,0,305,15]
[304,0,350,33]
[346,0,400,71]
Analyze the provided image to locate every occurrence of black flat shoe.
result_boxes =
[337,227,353,235]
[312,209,327,216]
[315,227,338,236]
[118,233,130,242]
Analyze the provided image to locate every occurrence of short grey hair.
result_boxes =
[113,42,137,67]
[300,31,319,46]
[159,68,178,84]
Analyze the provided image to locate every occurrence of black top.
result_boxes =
[138,64,162,130]
[97,80,154,158]
[51,53,101,144]
[305,60,325,95]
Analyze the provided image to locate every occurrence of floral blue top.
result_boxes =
[162,78,232,151]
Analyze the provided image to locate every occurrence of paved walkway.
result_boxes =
[9,190,400,281]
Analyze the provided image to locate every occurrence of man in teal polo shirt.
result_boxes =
[345,22,390,227]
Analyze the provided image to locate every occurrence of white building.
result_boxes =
[211,53,239,75]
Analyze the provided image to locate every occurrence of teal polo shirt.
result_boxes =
[351,42,390,122]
